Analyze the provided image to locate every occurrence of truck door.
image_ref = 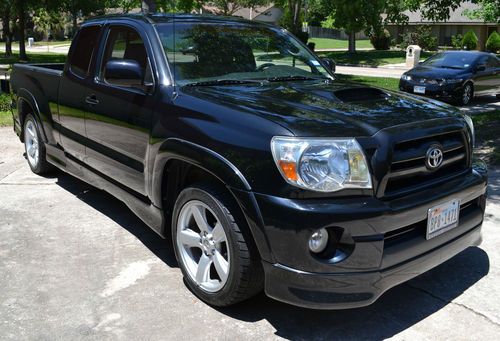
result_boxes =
[83,24,155,196]
[58,25,102,161]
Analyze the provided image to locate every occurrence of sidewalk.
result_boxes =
[336,64,409,78]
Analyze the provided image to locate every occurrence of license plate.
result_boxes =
[427,199,460,240]
[414,86,426,94]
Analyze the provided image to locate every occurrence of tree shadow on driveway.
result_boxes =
[53,172,490,340]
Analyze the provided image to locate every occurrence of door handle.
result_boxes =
[85,94,99,106]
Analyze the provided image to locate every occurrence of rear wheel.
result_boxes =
[456,82,474,106]
[172,184,263,307]
[23,114,52,174]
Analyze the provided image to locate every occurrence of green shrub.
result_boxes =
[399,25,437,51]
[486,31,500,53]
[0,93,11,112]
[370,29,391,50]
[462,30,478,50]
[451,34,463,50]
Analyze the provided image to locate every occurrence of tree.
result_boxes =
[464,0,500,23]
[0,0,14,56]
[13,0,30,61]
[321,0,386,53]
[404,0,463,22]
[142,0,157,13]
[206,0,270,16]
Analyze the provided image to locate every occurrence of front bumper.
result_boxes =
[399,80,463,100]
[252,166,487,309]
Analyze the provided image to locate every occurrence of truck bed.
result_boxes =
[10,63,64,136]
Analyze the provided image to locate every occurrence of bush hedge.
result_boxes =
[462,30,478,50]
[486,31,500,53]
[370,29,391,50]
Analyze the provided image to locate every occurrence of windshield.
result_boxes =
[422,52,478,69]
[155,22,331,85]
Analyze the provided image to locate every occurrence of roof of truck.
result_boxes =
[84,13,273,27]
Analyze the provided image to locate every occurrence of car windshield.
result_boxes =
[422,52,477,69]
[155,22,331,86]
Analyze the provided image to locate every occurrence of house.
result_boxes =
[386,3,499,50]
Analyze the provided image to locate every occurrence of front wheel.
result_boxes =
[23,114,52,174]
[172,184,263,307]
[456,82,474,106]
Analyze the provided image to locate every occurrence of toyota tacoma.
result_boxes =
[9,14,487,309]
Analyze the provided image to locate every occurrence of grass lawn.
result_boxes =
[308,38,372,50]
[336,74,400,92]
[320,50,434,66]
[0,52,67,65]
[473,110,500,166]
[0,110,12,127]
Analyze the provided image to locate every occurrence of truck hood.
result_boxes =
[179,80,462,137]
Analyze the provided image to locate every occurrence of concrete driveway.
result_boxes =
[1,126,500,340]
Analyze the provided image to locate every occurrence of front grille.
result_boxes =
[382,130,470,198]
[413,77,439,85]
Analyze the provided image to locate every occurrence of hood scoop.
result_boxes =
[334,87,389,103]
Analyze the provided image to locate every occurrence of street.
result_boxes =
[1,126,500,340]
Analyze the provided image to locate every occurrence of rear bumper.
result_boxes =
[250,165,487,309]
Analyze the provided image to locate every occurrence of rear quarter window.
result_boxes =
[69,26,101,78]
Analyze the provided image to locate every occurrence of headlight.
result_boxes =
[463,114,475,147]
[401,75,412,81]
[271,137,372,192]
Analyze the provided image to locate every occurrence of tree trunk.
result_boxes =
[72,12,78,37]
[142,0,157,14]
[348,31,356,54]
[1,9,12,56]
[18,2,27,61]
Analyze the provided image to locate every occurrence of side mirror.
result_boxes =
[321,57,336,73]
[476,65,486,72]
[104,59,144,87]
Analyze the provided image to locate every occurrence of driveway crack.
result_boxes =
[407,283,500,327]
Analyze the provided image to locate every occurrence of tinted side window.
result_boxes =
[487,56,499,68]
[69,26,101,78]
[100,26,152,87]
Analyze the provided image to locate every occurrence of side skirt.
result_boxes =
[45,144,166,238]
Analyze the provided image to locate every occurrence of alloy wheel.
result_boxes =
[463,84,472,104]
[24,120,40,168]
[176,200,230,293]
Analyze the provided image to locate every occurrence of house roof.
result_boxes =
[401,3,498,24]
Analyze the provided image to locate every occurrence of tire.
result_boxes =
[23,114,52,174]
[456,82,474,106]
[172,184,263,307]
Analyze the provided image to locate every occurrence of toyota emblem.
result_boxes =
[425,145,444,170]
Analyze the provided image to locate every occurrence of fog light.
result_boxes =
[308,228,329,253]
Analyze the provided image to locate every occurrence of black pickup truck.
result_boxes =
[10,14,487,309]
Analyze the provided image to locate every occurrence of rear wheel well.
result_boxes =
[17,99,35,142]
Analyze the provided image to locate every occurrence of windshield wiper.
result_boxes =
[265,75,327,82]
[184,79,265,87]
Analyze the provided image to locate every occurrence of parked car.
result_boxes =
[400,51,500,105]
[9,14,487,310]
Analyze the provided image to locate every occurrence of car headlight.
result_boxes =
[463,114,475,148]
[401,75,412,81]
[271,137,372,192]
